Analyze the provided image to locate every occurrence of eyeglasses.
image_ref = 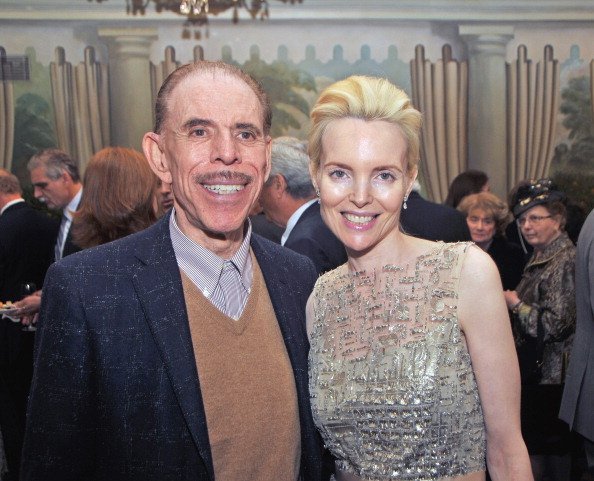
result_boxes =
[517,214,552,226]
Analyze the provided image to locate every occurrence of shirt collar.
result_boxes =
[64,188,83,221]
[0,198,25,215]
[281,198,317,246]
[169,208,253,298]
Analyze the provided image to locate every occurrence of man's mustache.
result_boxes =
[193,171,252,184]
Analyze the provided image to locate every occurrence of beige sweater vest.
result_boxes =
[180,256,300,481]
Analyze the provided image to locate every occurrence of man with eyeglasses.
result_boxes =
[504,179,576,481]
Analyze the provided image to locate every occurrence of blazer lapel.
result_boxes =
[251,236,310,393]
[132,215,214,479]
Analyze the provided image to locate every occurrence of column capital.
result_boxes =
[459,24,514,56]
[98,27,158,59]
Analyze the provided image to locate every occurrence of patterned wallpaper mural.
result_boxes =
[3,39,594,211]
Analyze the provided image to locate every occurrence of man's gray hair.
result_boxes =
[268,136,315,199]
[0,169,22,195]
[27,148,80,183]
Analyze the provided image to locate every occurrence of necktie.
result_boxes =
[219,261,246,319]
[54,214,68,261]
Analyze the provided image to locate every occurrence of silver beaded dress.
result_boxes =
[309,242,486,480]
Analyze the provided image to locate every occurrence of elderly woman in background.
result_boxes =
[307,75,532,481]
[504,179,577,481]
[458,191,526,290]
[72,146,159,249]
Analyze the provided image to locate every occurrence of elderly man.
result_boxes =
[0,169,57,481]
[259,136,346,274]
[21,61,323,481]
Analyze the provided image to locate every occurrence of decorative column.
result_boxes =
[459,25,514,198]
[98,28,158,151]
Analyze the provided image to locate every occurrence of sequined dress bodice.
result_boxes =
[308,243,486,480]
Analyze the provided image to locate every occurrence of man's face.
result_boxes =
[30,166,73,210]
[144,71,271,252]
[258,176,287,228]
[157,179,174,211]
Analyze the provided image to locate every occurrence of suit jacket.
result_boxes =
[0,201,58,301]
[487,235,526,291]
[560,208,594,442]
[284,202,347,275]
[0,201,57,481]
[21,213,323,481]
[60,194,83,259]
[400,191,471,242]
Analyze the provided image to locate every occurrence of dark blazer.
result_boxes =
[0,201,57,481]
[0,201,58,301]
[21,213,323,481]
[400,191,471,242]
[487,235,526,291]
[285,202,347,275]
[61,227,81,258]
[560,208,594,442]
[60,194,83,259]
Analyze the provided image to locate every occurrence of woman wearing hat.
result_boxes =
[504,179,577,481]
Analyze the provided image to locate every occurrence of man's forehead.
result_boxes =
[174,70,256,101]
[30,167,48,179]
[167,72,264,128]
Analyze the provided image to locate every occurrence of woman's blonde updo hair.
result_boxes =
[308,75,422,177]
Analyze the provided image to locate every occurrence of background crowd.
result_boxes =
[0,62,591,481]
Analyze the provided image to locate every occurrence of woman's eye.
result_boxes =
[329,169,347,179]
[378,172,395,181]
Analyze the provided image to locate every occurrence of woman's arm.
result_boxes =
[458,246,533,481]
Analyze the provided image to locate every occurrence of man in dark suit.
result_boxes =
[22,61,323,481]
[259,137,346,275]
[0,169,57,481]
[400,182,471,242]
[560,207,594,473]
[13,149,83,322]
[28,148,82,260]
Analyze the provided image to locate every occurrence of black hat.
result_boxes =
[511,178,566,218]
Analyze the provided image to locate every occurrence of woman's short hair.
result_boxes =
[457,191,511,236]
[308,75,422,177]
[72,147,158,249]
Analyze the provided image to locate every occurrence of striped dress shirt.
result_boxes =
[169,210,252,320]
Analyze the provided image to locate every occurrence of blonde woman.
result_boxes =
[307,76,532,481]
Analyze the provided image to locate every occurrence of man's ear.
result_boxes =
[263,136,272,182]
[143,132,172,184]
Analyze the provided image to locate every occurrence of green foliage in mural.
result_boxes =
[241,59,316,137]
[551,75,594,213]
[13,48,55,125]
[12,93,56,185]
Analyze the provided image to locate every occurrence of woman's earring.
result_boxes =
[403,195,408,210]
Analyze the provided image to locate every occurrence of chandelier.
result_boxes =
[119,0,302,22]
